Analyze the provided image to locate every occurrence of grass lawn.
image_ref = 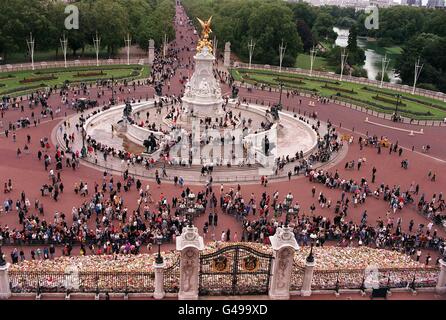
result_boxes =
[0,64,150,97]
[231,68,446,120]
[383,46,403,55]
[295,54,336,72]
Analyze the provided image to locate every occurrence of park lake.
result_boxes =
[333,27,402,84]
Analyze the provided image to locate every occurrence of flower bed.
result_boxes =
[362,86,446,112]
[19,75,57,84]
[73,71,106,78]
[323,84,357,94]
[374,94,407,107]
[0,83,48,95]
[8,244,439,293]
[0,74,14,80]
[335,94,433,117]
[273,77,305,85]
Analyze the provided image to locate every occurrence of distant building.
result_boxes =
[426,0,445,7]
[295,0,397,8]
[370,0,393,7]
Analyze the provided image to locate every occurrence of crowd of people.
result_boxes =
[0,2,444,290]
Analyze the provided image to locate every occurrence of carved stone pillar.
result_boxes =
[176,224,204,300]
[268,226,299,300]
[148,39,155,66]
[0,263,11,300]
[301,256,315,297]
[224,42,231,67]
[436,259,446,295]
[153,261,166,299]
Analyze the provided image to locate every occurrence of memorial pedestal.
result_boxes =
[176,225,204,300]
[436,259,446,294]
[268,226,299,300]
[0,264,11,300]
[153,262,166,299]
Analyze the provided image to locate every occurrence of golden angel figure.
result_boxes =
[196,16,213,53]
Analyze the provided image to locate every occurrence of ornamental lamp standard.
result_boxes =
[155,233,163,264]
[306,233,317,263]
[187,207,196,225]
[285,193,293,207]
[287,208,294,223]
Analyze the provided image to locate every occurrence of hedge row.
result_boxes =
[19,75,57,84]
[34,65,143,75]
[273,77,305,85]
[67,72,142,85]
[246,76,319,93]
[0,83,48,95]
[336,93,432,116]
[238,68,340,85]
[73,71,106,78]
[402,95,446,112]
[0,74,15,80]
[362,86,446,112]
[374,95,407,107]
[324,84,357,94]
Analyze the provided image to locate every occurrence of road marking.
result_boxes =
[336,126,446,164]
[365,118,424,134]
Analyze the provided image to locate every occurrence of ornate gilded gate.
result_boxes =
[199,245,273,295]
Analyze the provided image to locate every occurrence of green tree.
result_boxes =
[376,71,390,83]
[296,20,314,52]
[90,0,129,56]
[346,24,365,66]
[312,13,337,43]
[396,33,446,93]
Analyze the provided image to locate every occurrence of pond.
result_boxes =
[333,27,401,84]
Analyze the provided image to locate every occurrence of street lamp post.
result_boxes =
[394,94,401,121]
[111,76,115,105]
[278,82,284,107]
[82,127,86,149]
[155,234,163,264]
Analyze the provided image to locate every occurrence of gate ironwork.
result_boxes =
[199,245,273,295]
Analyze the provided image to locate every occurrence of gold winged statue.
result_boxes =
[196,16,213,53]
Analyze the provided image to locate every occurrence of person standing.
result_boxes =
[416,249,422,261]
[49,244,55,259]
[214,213,218,226]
